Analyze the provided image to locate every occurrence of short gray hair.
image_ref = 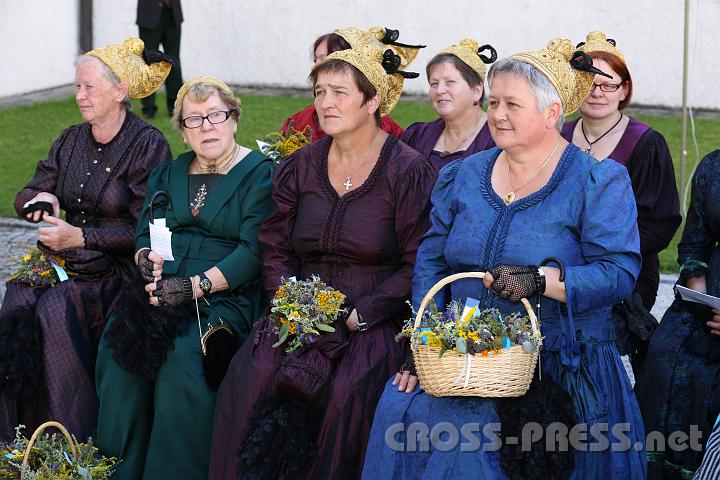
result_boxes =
[487,58,564,130]
[75,55,132,111]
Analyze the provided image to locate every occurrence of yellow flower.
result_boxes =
[289,323,297,334]
[39,270,50,276]
[22,254,32,261]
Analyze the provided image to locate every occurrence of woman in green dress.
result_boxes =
[95,76,274,479]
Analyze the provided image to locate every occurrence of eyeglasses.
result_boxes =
[590,82,623,93]
[181,110,232,129]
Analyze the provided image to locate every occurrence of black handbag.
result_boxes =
[193,295,240,390]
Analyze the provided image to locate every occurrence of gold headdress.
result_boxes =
[437,39,497,81]
[87,37,172,99]
[509,38,611,115]
[577,31,626,64]
[326,45,419,116]
[334,26,425,69]
[174,76,237,113]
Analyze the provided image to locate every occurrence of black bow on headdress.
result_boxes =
[381,49,419,79]
[477,44,498,64]
[570,51,612,79]
[142,49,176,67]
[381,27,426,49]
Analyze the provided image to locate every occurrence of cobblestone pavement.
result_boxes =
[0,216,679,316]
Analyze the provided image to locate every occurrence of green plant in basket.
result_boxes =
[0,424,118,480]
[257,125,313,165]
[269,275,346,354]
[397,299,539,357]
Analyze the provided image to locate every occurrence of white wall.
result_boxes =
[1,0,80,97]
[4,0,719,110]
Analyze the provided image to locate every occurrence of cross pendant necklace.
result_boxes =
[340,132,379,192]
[580,113,623,158]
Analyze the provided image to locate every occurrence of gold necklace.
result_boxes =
[341,132,379,191]
[438,121,482,158]
[504,138,562,205]
[192,144,238,174]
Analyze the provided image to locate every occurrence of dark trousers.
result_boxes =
[139,6,182,116]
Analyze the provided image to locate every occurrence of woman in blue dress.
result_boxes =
[362,38,646,480]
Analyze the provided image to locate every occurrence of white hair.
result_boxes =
[487,58,564,130]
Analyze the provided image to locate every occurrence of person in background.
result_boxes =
[209,45,436,479]
[137,0,183,118]
[280,26,425,141]
[635,148,720,479]
[401,38,497,171]
[95,76,274,479]
[0,37,172,441]
[561,31,680,312]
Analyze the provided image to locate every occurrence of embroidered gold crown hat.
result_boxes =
[509,38,611,115]
[174,76,238,113]
[87,37,172,99]
[326,44,419,116]
[577,31,626,64]
[334,26,425,69]
[437,38,498,81]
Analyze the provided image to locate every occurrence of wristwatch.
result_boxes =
[198,273,213,297]
[537,267,547,294]
[357,312,368,332]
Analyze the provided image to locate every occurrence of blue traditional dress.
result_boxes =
[362,144,646,479]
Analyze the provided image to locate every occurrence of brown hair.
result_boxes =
[309,59,381,125]
[426,54,485,105]
[312,33,351,61]
[588,51,633,110]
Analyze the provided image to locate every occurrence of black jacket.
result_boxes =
[136,0,183,28]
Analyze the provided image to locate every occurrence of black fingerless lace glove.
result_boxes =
[155,276,194,306]
[137,249,155,283]
[488,264,546,303]
[400,354,417,376]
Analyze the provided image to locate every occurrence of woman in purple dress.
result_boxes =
[209,45,436,479]
[401,39,497,171]
[561,32,681,311]
[0,38,172,440]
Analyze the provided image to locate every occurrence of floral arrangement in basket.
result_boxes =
[397,298,540,357]
[0,424,118,480]
[6,245,70,288]
[269,275,346,354]
[256,126,313,165]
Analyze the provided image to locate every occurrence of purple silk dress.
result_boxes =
[209,135,437,479]
[0,112,171,440]
[400,118,495,171]
[562,117,681,309]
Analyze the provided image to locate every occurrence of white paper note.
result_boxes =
[676,285,720,309]
[149,221,174,261]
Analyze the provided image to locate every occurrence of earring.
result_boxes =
[183,138,188,149]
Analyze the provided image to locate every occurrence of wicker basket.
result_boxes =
[412,272,542,397]
[21,421,79,478]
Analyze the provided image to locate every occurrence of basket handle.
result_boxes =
[22,421,79,472]
[413,271,540,338]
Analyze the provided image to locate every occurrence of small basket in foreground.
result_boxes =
[412,272,542,397]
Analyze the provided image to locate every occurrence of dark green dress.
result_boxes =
[95,150,274,479]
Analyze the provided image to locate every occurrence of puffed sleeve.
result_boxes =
[83,128,172,253]
[258,154,303,300]
[563,159,642,313]
[626,130,681,255]
[411,160,461,309]
[677,150,720,281]
[353,156,437,328]
[216,161,275,289]
[399,122,422,148]
[14,126,75,213]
